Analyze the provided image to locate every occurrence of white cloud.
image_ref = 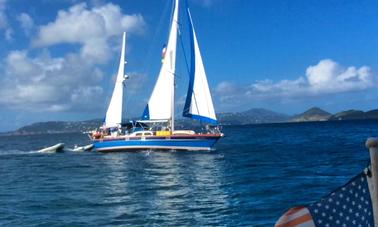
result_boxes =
[306,59,372,94]
[0,50,105,112]
[215,59,376,107]
[17,13,34,35]
[33,3,145,63]
[0,2,148,115]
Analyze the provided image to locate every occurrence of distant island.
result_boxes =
[2,107,378,136]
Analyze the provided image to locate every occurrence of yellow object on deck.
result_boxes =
[156,131,171,136]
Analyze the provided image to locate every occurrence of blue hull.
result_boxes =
[93,136,221,152]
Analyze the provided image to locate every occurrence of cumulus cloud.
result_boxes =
[33,3,145,63]
[215,59,376,106]
[17,13,34,35]
[0,50,105,112]
[0,2,149,113]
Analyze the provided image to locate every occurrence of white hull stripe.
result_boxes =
[96,145,211,152]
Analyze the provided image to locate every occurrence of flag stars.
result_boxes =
[304,174,373,227]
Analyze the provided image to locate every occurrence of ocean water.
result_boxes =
[0,120,377,226]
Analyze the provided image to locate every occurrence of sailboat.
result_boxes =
[89,0,223,151]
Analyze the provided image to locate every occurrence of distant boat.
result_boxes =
[89,0,223,152]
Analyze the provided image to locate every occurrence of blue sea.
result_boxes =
[0,120,377,226]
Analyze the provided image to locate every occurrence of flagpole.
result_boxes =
[366,137,378,227]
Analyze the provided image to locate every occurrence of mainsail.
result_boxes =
[104,32,127,128]
[142,0,179,122]
[183,9,217,124]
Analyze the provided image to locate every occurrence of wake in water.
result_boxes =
[36,143,94,153]
[0,143,94,156]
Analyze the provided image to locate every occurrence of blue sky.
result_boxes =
[0,0,378,131]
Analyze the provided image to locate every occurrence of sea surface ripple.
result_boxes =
[0,120,377,226]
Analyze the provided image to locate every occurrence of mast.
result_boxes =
[171,0,179,131]
[141,0,179,132]
[104,32,127,128]
[171,0,179,132]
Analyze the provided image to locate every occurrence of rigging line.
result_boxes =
[178,23,190,76]
[142,0,171,76]
[178,20,201,118]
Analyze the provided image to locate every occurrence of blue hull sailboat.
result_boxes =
[90,0,223,151]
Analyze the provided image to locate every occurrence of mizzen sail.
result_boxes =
[104,32,127,128]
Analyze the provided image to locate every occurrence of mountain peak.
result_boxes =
[291,107,331,122]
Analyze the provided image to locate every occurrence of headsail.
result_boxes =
[183,9,218,124]
[104,32,127,128]
[142,0,179,122]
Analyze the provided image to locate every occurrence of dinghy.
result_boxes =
[37,143,65,153]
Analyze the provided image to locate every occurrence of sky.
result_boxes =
[0,0,378,131]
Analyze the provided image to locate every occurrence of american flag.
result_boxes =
[275,171,374,227]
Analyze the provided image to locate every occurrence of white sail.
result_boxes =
[183,9,217,124]
[104,32,127,128]
[142,0,179,123]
